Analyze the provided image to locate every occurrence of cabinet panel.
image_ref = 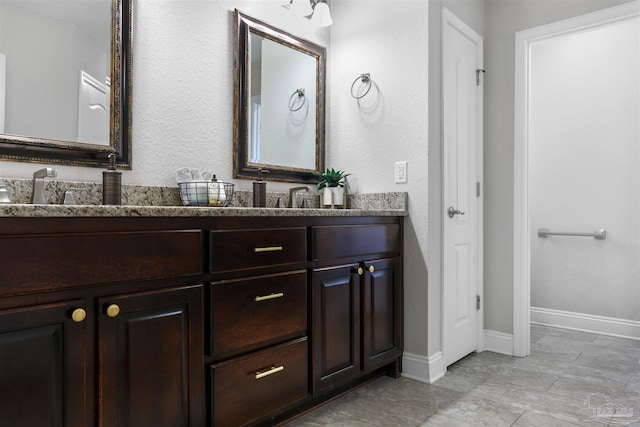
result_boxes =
[312,224,400,261]
[209,228,306,273]
[210,271,307,360]
[98,285,204,427]
[211,338,308,427]
[312,265,360,392]
[361,259,403,371]
[0,300,88,427]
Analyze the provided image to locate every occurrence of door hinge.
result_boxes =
[476,69,485,85]
[476,295,481,310]
[476,182,481,198]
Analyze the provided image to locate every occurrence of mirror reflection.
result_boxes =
[0,0,132,168]
[1,0,111,144]
[234,10,325,183]
[248,32,317,170]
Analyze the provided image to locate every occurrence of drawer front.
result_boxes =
[209,228,306,273]
[312,224,400,261]
[210,271,307,359]
[211,338,308,427]
[0,230,203,296]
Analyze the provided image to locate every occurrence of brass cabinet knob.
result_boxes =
[106,304,120,318]
[71,308,86,323]
[357,267,364,276]
[368,265,375,273]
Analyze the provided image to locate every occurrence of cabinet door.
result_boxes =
[361,258,403,371]
[98,285,204,427]
[311,265,360,393]
[0,300,88,427]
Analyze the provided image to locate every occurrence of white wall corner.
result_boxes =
[402,351,446,384]
[483,330,514,356]
[531,307,640,340]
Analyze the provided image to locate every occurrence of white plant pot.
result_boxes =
[322,186,344,207]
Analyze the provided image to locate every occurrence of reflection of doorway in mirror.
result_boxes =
[77,70,109,145]
[250,96,261,163]
[0,54,5,134]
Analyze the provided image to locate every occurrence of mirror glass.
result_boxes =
[0,0,132,168]
[234,10,325,183]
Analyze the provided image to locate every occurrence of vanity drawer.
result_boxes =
[312,224,401,261]
[210,271,307,359]
[211,338,308,427]
[0,230,203,296]
[209,227,306,273]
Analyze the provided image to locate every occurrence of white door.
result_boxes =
[442,9,483,367]
[78,70,109,145]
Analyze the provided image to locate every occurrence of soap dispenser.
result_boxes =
[253,169,269,207]
[103,153,122,205]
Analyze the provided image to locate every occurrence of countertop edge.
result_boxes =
[0,204,407,218]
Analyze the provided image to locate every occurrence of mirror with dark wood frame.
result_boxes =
[234,10,325,183]
[0,0,132,169]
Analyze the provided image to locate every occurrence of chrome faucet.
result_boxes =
[288,186,309,208]
[31,167,57,204]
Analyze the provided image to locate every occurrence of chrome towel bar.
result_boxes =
[537,228,606,240]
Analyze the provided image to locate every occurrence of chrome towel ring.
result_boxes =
[351,73,372,99]
[288,88,307,112]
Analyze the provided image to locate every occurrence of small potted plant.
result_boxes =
[316,168,350,208]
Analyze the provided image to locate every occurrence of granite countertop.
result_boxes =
[0,179,408,218]
[0,204,407,218]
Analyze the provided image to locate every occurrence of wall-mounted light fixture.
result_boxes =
[286,0,332,27]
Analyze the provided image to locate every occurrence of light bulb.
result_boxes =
[311,1,332,27]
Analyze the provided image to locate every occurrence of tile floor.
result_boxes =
[286,325,640,426]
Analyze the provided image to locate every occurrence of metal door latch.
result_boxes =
[447,206,465,218]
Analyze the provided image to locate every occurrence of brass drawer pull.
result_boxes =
[254,246,283,253]
[255,292,285,302]
[255,365,284,380]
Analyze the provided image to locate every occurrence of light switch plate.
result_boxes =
[395,161,407,184]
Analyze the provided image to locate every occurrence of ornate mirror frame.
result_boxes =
[233,10,326,183]
[0,0,133,169]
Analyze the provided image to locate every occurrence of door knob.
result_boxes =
[447,206,465,218]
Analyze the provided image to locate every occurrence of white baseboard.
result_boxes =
[531,307,640,340]
[402,351,446,384]
[484,329,514,356]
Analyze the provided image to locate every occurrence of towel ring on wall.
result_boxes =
[351,73,372,99]
[288,88,307,112]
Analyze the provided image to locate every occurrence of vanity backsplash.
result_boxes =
[0,178,407,210]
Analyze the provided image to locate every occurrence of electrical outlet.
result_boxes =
[395,161,407,184]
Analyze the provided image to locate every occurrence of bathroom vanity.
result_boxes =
[0,206,404,426]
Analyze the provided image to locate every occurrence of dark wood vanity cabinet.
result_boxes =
[0,215,403,427]
[98,285,204,427]
[208,227,310,426]
[311,224,403,394]
[0,222,205,427]
[0,299,89,427]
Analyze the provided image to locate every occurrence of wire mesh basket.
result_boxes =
[178,181,234,207]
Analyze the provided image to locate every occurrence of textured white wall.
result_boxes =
[329,0,429,356]
[530,17,640,321]
[483,0,633,334]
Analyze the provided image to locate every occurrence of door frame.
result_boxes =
[512,1,640,357]
[441,7,484,366]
